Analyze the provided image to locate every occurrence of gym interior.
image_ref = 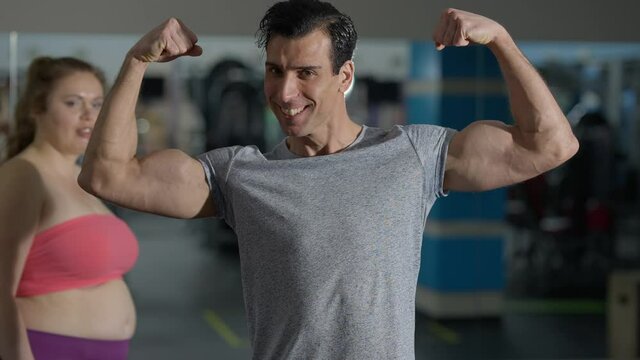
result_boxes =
[1,1,639,359]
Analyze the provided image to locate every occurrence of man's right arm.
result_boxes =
[78,18,214,219]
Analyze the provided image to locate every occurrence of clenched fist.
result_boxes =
[128,18,203,63]
[432,9,507,51]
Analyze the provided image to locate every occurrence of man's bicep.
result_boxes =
[109,149,217,219]
[444,120,522,192]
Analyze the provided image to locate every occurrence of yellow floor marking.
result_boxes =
[203,309,246,348]
[428,320,461,344]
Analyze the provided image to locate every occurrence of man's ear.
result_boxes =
[339,60,354,94]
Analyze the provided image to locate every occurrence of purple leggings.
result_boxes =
[27,329,129,360]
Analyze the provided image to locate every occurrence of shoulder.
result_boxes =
[0,156,46,199]
[0,157,46,218]
[400,124,457,145]
[401,124,451,135]
[199,145,253,159]
[0,156,44,188]
[198,145,264,165]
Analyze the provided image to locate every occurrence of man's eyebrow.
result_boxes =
[265,62,322,70]
[295,65,322,71]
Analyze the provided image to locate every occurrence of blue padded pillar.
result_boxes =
[408,42,510,318]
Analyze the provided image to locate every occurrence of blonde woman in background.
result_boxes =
[0,57,139,360]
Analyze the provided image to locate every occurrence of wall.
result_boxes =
[0,0,639,41]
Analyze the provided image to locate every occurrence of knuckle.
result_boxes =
[164,42,176,52]
[167,17,179,26]
[164,17,181,33]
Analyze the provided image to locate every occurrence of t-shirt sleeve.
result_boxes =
[404,124,457,198]
[197,146,243,222]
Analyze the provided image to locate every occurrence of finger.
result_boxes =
[176,18,199,45]
[452,20,469,47]
[432,9,449,49]
[170,19,200,58]
[442,14,457,46]
[157,32,199,62]
[158,38,182,62]
[187,45,203,57]
[171,31,191,55]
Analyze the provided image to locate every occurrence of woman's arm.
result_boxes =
[0,160,44,360]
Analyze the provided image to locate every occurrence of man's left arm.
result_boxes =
[434,9,579,192]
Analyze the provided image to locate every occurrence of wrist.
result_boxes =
[124,53,150,71]
[487,26,515,52]
[114,54,149,84]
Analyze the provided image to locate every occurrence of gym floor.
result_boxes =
[121,209,608,360]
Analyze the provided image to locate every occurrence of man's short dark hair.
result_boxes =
[256,0,358,75]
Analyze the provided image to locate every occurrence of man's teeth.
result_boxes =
[282,107,304,116]
[79,128,92,134]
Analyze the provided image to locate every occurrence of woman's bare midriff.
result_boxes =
[16,278,136,340]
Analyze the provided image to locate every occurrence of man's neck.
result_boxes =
[287,120,363,157]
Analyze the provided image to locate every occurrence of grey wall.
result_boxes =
[1,0,639,42]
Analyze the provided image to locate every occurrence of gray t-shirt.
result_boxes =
[198,124,455,360]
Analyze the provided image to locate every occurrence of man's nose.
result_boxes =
[278,73,299,103]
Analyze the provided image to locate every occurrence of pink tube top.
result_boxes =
[16,214,139,297]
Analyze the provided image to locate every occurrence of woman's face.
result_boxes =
[35,71,104,156]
